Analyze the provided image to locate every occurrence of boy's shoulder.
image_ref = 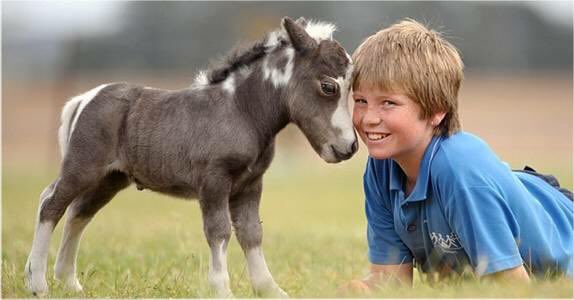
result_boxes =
[431,131,504,181]
[437,131,490,154]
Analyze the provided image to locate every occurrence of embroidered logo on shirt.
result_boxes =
[430,232,462,253]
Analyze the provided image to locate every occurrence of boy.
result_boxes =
[347,19,573,290]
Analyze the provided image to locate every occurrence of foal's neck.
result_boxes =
[233,69,290,146]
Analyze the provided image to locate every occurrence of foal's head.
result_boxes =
[196,17,358,163]
[281,17,357,163]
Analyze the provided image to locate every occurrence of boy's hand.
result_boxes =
[339,263,413,296]
[337,279,373,296]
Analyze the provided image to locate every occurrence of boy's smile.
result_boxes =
[365,132,391,141]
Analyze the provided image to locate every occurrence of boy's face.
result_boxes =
[352,87,437,163]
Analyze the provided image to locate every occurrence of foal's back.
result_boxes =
[66,82,257,197]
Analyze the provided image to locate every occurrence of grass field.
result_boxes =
[3,73,573,297]
[3,147,573,298]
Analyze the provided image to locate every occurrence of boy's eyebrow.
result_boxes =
[353,91,396,99]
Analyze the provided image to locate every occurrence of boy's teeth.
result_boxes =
[367,133,388,140]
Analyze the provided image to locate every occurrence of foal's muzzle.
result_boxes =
[331,139,358,161]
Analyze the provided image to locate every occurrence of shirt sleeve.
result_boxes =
[443,185,523,276]
[364,159,413,265]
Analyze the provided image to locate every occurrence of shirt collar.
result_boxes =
[389,135,443,202]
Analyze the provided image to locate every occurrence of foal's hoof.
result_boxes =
[68,280,84,292]
[214,289,235,298]
[25,262,48,297]
[256,286,289,298]
[58,277,84,293]
[273,287,289,298]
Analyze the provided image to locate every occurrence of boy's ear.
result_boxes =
[431,112,447,127]
[282,17,317,53]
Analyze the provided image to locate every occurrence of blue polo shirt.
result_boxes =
[364,131,573,277]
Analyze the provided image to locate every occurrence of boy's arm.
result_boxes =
[443,185,532,278]
[482,265,530,283]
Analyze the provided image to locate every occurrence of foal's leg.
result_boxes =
[53,172,130,292]
[199,175,234,298]
[229,180,288,298]
[25,169,101,296]
[24,180,59,296]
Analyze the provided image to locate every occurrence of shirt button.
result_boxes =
[407,224,417,232]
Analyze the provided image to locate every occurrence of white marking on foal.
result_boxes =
[276,20,335,44]
[331,63,356,144]
[208,240,232,297]
[320,62,356,162]
[25,182,59,295]
[25,221,55,296]
[304,20,336,42]
[59,84,110,157]
[192,70,209,88]
[58,98,82,157]
[265,30,285,51]
[54,212,90,292]
[263,47,294,88]
[246,247,276,292]
[263,20,335,89]
[222,74,236,95]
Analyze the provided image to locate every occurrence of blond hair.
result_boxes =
[352,19,463,136]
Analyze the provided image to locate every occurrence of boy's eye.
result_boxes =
[382,100,396,106]
[354,98,367,104]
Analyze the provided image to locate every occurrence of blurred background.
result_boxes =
[3,1,573,182]
[2,2,573,297]
[2,1,572,184]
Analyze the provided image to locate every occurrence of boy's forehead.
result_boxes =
[353,81,404,96]
[352,69,407,91]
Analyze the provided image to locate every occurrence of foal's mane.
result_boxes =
[198,19,336,86]
[206,38,281,84]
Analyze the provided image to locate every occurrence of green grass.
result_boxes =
[3,151,573,298]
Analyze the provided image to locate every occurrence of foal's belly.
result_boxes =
[125,169,200,200]
[153,185,199,200]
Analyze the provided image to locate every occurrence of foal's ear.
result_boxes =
[282,17,317,53]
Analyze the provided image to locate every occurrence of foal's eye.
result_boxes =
[320,82,338,96]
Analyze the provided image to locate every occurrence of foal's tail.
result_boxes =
[58,97,83,158]
[57,84,110,159]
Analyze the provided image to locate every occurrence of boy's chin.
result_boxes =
[367,149,392,160]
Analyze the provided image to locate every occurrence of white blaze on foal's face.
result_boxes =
[315,58,356,163]
[323,62,356,157]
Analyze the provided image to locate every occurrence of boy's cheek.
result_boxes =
[351,115,365,143]
[351,111,362,129]
[355,131,368,145]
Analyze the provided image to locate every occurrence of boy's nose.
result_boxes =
[364,109,382,125]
